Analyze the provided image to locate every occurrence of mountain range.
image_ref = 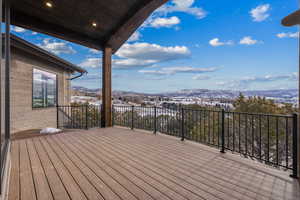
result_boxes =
[72,86,298,100]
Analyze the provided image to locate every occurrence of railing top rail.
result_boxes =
[59,104,295,118]
[224,110,294,118]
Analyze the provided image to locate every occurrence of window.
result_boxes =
[32,68,57,108]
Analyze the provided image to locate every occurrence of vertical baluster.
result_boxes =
[227,112,230,149]
[239,113,241,153]
[204,110,206,143]
[131,105,134,130]
[291,113,298,178]
[245,114,248,155]
[208,110,211,144]
[196,110,199,141]
[218,111,220,147]
[220,109,225,153]
[200,110,203,142]
[285,117,288,169]
[56,105,59,128]
[259,115,262,160]
[181,107,185,141]
[233,112,235,152]
[276,116,279,166]
[154,106,157,134]
[85,104,88,130]
[213,111,215,145]
[252,115,254,157]
[267,115,270,163]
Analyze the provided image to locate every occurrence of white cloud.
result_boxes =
[209,38,233,47]
[12,26,26,33]
[115,42,190,68]
[192,75,211,80]
[157,0,207,19]
[241,74,298,83]
[113,59,157,69]
[250,4,270,22]
[128,31,142,42]
[81,42,191,69]
[216,73,298,90]
[89,49,101,54]
[276,32,299,38]
[239,36,258,45]
[150,16,180,28]
[216,81,226,86]
[79,58,101,68]
[39,38,76,55]
[139,66,218,76]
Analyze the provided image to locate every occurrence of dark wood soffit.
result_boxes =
[282,10,300,27]
[10,0,168,54]
[107,0,168,53]
[11,10,104,50]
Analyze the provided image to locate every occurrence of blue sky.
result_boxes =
[12,0,299,93]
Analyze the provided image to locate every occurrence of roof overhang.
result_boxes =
[282,9,300,27]
[9,34,86,73]
[10,0,168,53]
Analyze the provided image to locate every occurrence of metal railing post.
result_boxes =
[131,105,134,130]
[112,105,114,127]
[154,106,157,134]
[85,105,88,130]
[290,113,298,178]
[181,108,185,141]
[56,105,59,129]
[220,109,225,153]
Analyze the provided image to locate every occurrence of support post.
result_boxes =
[101,47,112,127]
[220,109,225,153]
[291,113,298,178]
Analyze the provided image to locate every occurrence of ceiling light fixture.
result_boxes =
[92,22,97,27]
[45,2,53,8]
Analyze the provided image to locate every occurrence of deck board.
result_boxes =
[32,137,71,200]
[8,141,20,200]
[26,140,53,200]
[19,139,37,200]
[38,138,87,200]
[8,127,300,200]
[54,137,156,200]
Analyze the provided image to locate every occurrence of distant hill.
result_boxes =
[72,86,298,101]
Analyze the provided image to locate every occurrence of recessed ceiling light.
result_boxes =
[92,22,97,27]
[46,2,53,8]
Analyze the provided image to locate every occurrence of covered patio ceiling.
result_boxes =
[10,0,168,53]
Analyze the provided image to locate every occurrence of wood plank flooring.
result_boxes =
[8,127,300,200]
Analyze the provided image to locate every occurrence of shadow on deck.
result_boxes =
[8,127,300,200]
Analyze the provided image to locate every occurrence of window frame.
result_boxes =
[32,68,58,109]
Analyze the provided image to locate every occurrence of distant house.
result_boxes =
[8,34,86,133]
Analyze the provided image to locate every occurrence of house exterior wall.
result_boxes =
[10,48,71,134]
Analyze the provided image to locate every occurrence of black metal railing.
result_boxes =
[57,105,101,129]
[56,104,298,177]
[112,105,298,176]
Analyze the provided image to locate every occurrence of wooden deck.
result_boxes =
[8,127,300,200]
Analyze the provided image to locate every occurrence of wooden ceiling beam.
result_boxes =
[282,10,300,27]
[106,0,168,53]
